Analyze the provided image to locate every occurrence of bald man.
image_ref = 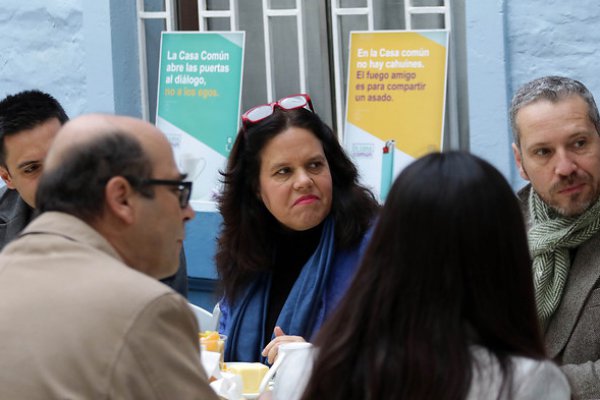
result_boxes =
[0,114,218,399]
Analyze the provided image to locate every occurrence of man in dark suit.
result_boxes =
[0,90,189,295]
[511,75,600,399]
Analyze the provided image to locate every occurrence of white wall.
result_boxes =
[0,0,141,118]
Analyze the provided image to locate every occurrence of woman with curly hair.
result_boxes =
[216,94,379,363]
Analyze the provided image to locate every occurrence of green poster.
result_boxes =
[156,32,244,210]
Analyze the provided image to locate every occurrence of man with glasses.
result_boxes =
[0,90,190,296]
[0,114,218,399]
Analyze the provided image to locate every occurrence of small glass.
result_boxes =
[200,331,227,368]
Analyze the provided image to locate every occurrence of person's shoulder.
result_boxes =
[0,187,26,220]
[0,186,20,203]
[515,184,532,222]
[12,213,177,303]
[510,355,571,399]
[516,184,531,204]
[107,292,217,399]
[469,347,570,400]
[129,290,194,327]
[90,255,176,303]
[76,261,189,338]
[0,185,14,199]
[0,188,33,250]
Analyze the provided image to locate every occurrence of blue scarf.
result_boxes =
[223,216,335,362]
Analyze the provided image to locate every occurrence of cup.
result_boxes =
[200,331,227,368]
[258,342,313,394]
[180,153,207,200]
[180,152,206,182]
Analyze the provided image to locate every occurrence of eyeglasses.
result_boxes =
[141,179,193,208]
[241,93,314,128]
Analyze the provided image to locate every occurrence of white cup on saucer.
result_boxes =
[258,342,313,394]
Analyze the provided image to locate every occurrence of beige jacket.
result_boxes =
[0,212,218,400]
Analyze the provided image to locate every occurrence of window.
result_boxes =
[137,0,468,149]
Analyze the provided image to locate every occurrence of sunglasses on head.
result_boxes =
[241,93,314,129]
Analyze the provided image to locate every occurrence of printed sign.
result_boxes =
[344,30,448,201]
[156,32,245,211]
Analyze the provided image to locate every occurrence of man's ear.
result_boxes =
[104,176,136,224]
[512,143,530,181]
[0,166,15,189]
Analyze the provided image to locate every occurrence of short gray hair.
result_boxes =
[510,76,600,148]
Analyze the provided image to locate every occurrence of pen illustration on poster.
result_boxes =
[344,30,448,201]
[156,32,244,211]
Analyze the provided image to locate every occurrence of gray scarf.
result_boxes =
[528,189,600,327]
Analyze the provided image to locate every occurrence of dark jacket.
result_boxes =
[519,185,600,399]
[0,187,32,251]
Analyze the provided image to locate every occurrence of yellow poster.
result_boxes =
[344,30,448,201]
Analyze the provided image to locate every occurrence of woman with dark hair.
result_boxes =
[216,94,379,362]
[272,151,570,400]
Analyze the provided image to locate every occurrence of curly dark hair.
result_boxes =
[216,107,379,302]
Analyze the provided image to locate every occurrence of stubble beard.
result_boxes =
[545,175,599,217]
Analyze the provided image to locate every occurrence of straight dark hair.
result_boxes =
[300,151,545,400]
[216,107,379,302]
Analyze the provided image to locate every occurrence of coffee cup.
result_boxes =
[180,152,206,182]
[258,342,313,394]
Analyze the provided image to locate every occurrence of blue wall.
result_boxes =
[0,1,142,117]
[0,1,87,117]
[185,212,222,309]
[465,0,513,185]
[466,0,600,188]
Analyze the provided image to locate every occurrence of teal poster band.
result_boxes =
[157,32,244,157]
[156,32,245,209]
[380,140,395,202]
